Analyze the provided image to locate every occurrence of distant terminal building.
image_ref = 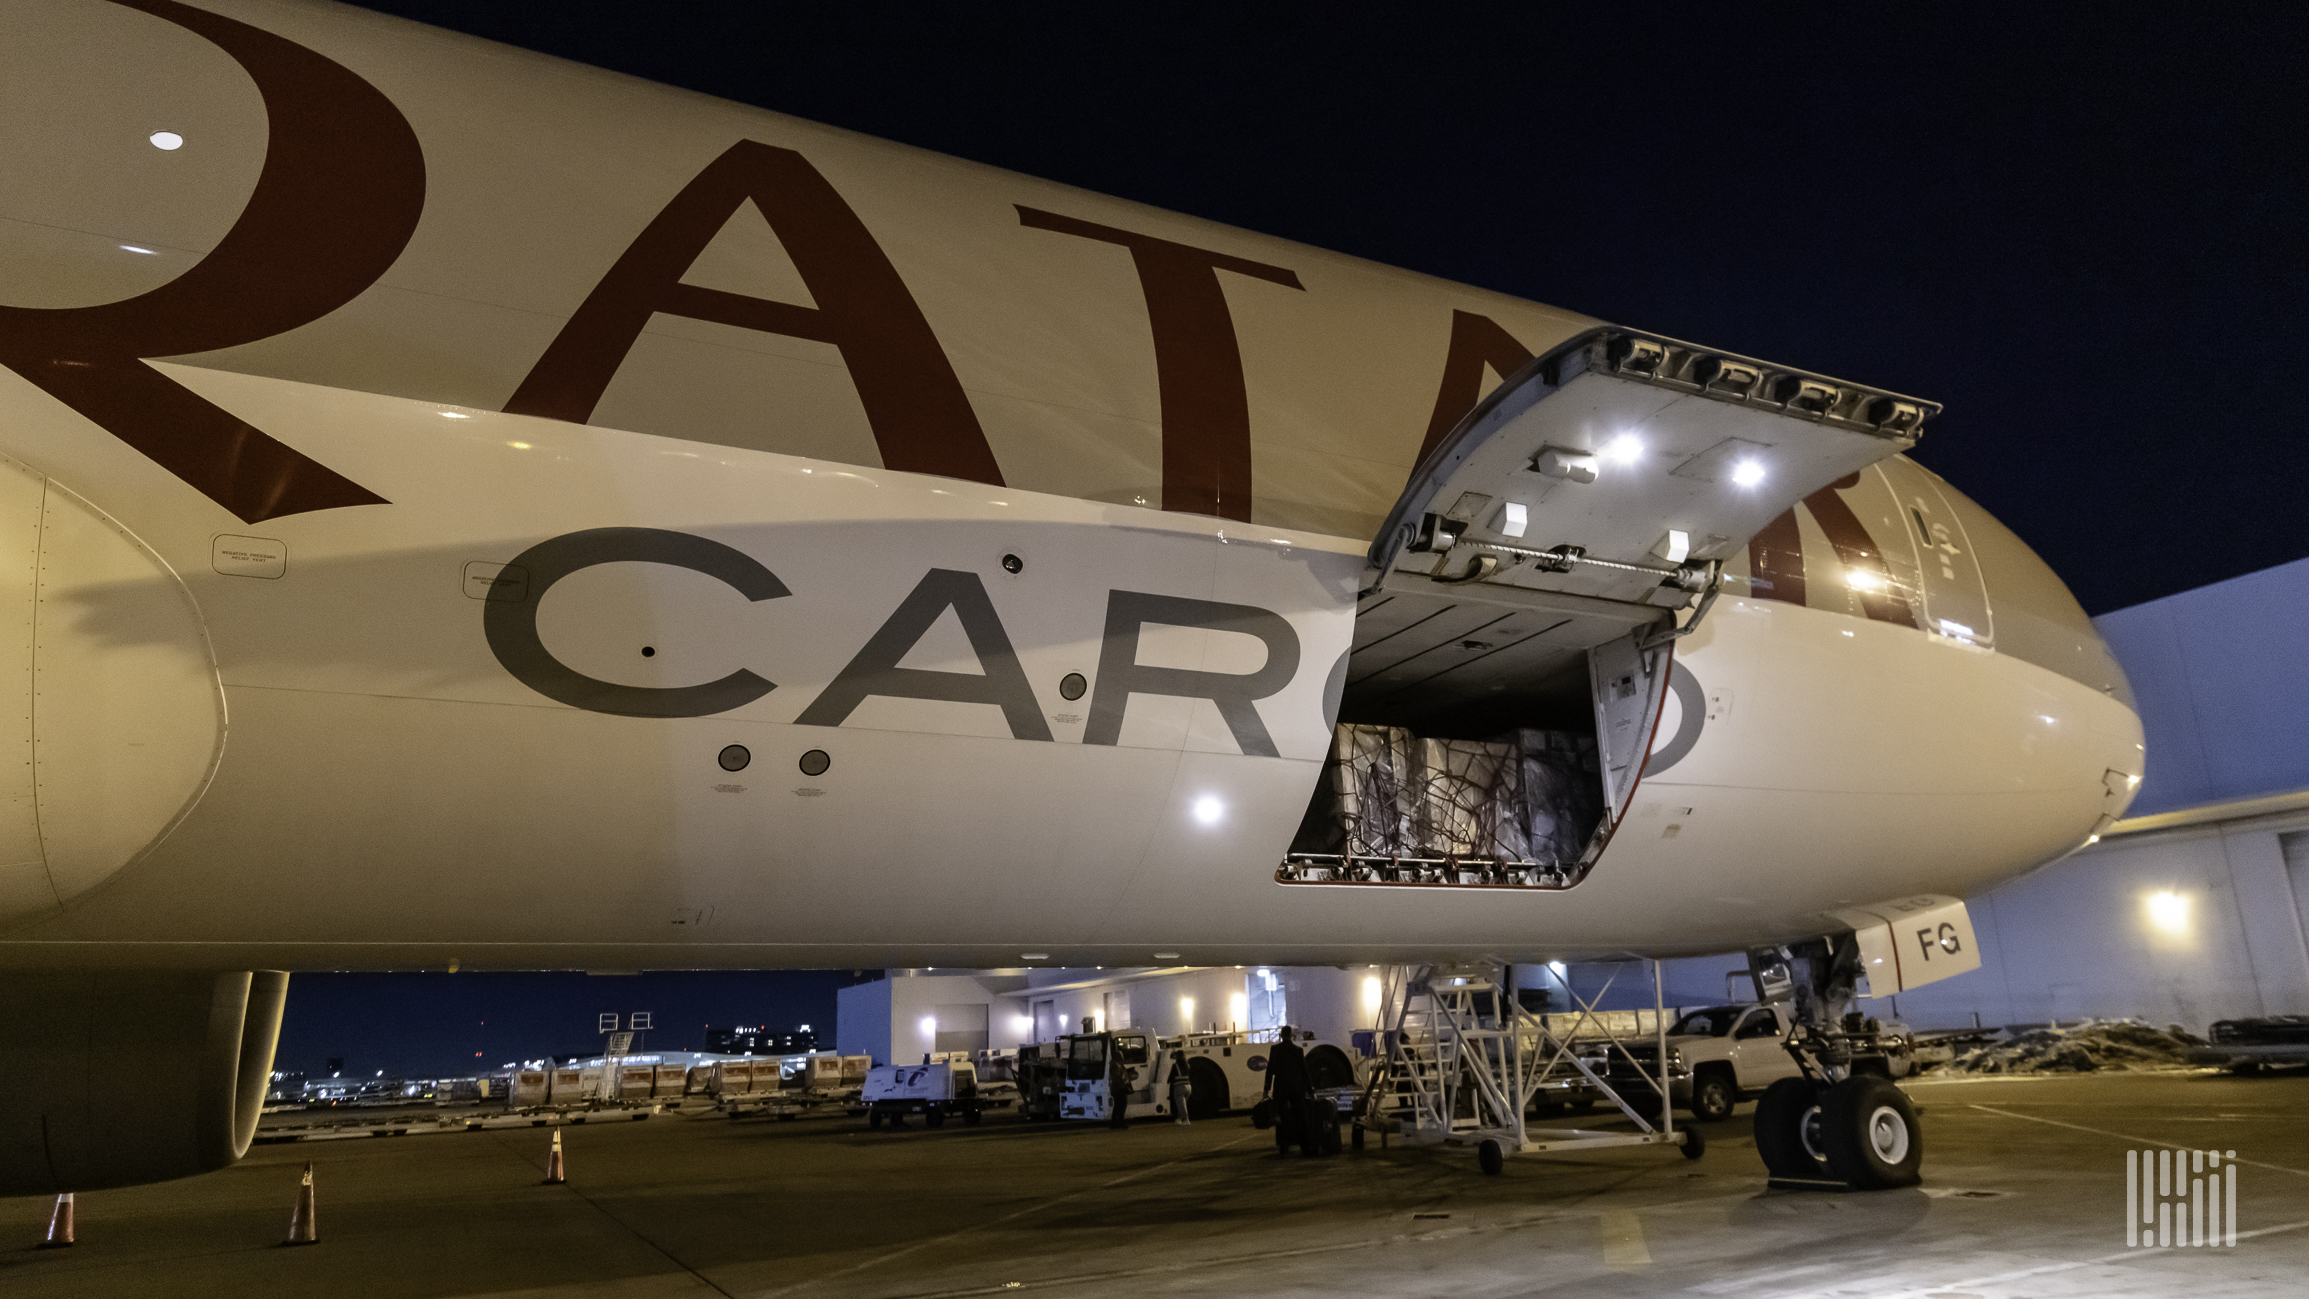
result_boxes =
[706,1025,818,1055]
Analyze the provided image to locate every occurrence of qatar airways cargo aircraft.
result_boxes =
[1,0,2139,1193]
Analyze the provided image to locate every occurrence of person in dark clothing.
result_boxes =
[1106,1040,1134,1129]
[1263,1025,1311,1154]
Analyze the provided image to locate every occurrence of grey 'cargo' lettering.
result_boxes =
[1084,590,1299,758]
[485,527,789,717]
[794,569,1052,740]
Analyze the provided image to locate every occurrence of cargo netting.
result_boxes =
[1280,725,1605,889]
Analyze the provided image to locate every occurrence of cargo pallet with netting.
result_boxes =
[1279,723,1608,890]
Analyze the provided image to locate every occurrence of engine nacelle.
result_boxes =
[0,970,286,1195]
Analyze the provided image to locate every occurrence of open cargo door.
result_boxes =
[1283,328,1934,891]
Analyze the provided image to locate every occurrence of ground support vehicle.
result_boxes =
[1588,1004,1915,1123]
[716,1052,872,1120]
[1361,964,1703,1175]
[1026,1027,1361,1125]
[1173,1029,1361,1121]
[717,1087,858,1121]
[863,1062,985,1129]
[2192,1016,2309,1072]
[1014,1042,1069,1121]
[1050,1029,1158,1123]
[717,1093,812,1120]
[933,1050,1019,1112]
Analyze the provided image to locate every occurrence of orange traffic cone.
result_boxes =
[37,1192,73,1249]
[542,1129,566,1185]
[285,1163,318,1245]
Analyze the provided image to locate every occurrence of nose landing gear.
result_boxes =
[1749,937,1927,1191]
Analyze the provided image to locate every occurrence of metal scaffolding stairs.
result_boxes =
[1365,960,1700,1171]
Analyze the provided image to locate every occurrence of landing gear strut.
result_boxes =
[1748,936,1923,1190]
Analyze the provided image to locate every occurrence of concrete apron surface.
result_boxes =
[4,1072,2305,1298]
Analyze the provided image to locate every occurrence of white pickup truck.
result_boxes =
[1590,1004,1913,1122]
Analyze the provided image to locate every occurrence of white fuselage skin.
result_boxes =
[0,0,2142,972]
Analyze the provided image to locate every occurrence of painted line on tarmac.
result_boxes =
[1776,1218,2309,1299]
[843,1197,1710,1298]
[484,1126,742,1299]
[749,1131,1266,1298]
[851,1181,1778,1299]
[1966,1104,2309,1179]
[1599,1209,1651,1268]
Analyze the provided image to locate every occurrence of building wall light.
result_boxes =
[2144,890,2190,935]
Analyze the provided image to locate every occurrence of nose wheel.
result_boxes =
[1755,1075,1921,1189]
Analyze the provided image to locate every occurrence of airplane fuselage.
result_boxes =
[0,0,2143,971]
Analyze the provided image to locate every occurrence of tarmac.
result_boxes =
[5,1071,2304,1298]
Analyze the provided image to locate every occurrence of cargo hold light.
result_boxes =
[1532,446,1598,483]
[1499,501,1528,538]
[1730,460,1765,488]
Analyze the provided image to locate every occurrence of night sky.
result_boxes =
[345,0,2309,616]
[296,3,2302,1075]
[277,969,866,1079]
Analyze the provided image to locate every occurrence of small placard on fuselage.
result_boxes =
[462,561,529,601]
[211,534,286,579]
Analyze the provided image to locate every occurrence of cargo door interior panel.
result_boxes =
[1283,328,1933,890]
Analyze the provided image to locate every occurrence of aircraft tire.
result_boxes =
[1753,1078,1829,1180]
[1819,1075,1922,1189]
[1679,1120,1707,1160]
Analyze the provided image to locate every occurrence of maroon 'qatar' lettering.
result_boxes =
[1415,311,1535,472]
[508,142,1003,487]
[0,0,421,522]
[1017,207,1302,522]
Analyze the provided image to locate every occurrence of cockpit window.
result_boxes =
[1884,458,2135,710]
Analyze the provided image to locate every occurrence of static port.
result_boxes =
[1002,554,1024,574]
[1059,672,1087,701]
[718,745,750,773]
[799,749,831,777]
